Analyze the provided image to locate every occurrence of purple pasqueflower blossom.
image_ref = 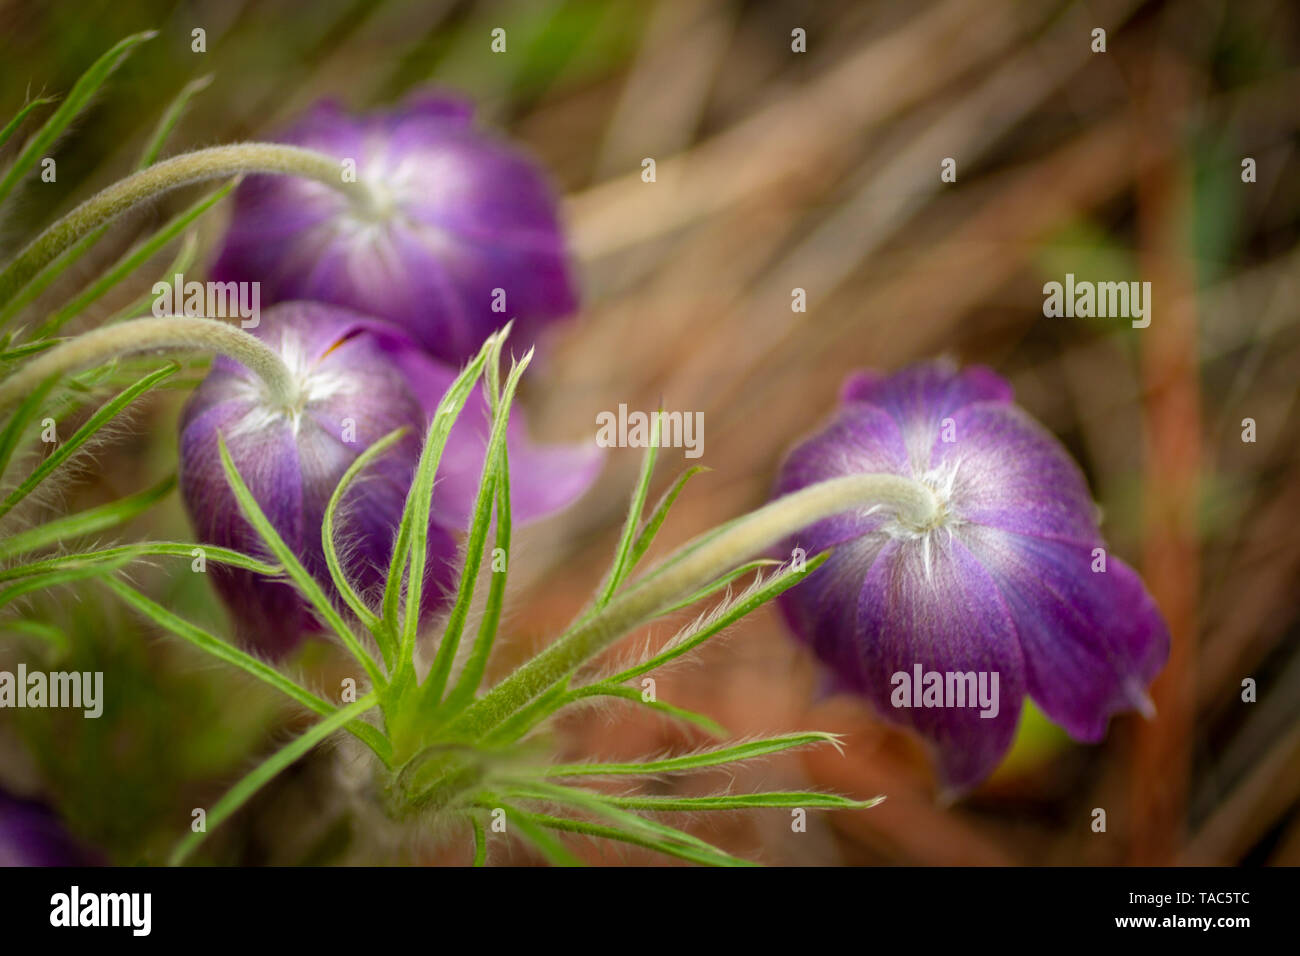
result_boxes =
[178,302,601,657]
[774,361,1169,793]
[211,95,578,366]
[0,790,101,866]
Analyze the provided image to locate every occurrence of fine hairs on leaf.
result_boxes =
[322,426,411,668]
[384,331,497,686]
[216,435,387,690]
[422,343,530,708]
[0,362,177,523]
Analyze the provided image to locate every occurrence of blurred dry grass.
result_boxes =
[0,0,1297,865]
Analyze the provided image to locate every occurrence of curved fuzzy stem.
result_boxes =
[451,472,940,738]
[0,143,378,309]
[0,316,296,409]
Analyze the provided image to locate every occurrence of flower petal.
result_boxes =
[853,533,1026,794]
[960,524,1170,741]
[936,402,1100,543]
[842,361,1013,472]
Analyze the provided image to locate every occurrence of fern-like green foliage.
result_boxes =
[0,35,879,867]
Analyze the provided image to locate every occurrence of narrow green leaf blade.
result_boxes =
[542,732,844,778]
[103,577,389,763]
[627,465,708,570]
[600,553,830,686]
[0,474,175,560]
[0,363,177,519]
[0,97,57,151]
[443,448,512,712]
[0,541,279,582]
[594,409,661,608]
[384,333,495,690]
[216,435,386,689]
[136,74,212,169]
[0,374,58,479]
[169,693,379,865]
[599,792,884,812]
[566,683,727,738]
[0,31,158,209]
[422,347,531,706]
[321,427,409,665]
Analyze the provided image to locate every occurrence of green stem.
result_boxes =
[450,472,940,739]
[0,316,297,410]
[0,143,379,309]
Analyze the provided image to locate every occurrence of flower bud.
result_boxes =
[211,96,578,365]
[774,361,1169,793]
[178,302,600,656]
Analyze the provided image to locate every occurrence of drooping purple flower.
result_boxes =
[178,302,601,657]
[774,361,1169,793]
[0,790,101,866]
[212,95,578,365]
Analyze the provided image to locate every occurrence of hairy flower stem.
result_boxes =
[0,143,378,311]
[405,473,939,803]
[0,316,297,409]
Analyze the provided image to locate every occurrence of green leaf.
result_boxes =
[0,31,157,210]
[593,408,661,608]
[0,96,57,151]
[137,74,212,169]
[0,363,177,520]
[0,339,62,363]
[0,558,131,608]
[564,683,727,737]
[471,816,487,866]
[494,802,584,866]
[422,346,531,707]
[596,792,883,812]
[0,374,58,479]
[0,541,279,582]
[508,779,750,860]
[500,792,751,867]
[654,557,782,617]
[442,424,513,712]
[102,577,390,764]
[169,692,380,865]
[0,44,209,330]
[627,465,708,570]
[0,474,175,560]
[383,332,495,689]
[600,553,830,686]
[542,732,844,778]
[321,426,409,667]
[38,182,235,336]
[216,435,386,690]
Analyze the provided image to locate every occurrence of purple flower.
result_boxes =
[178,302,601,657]
[0,790,101,866]
[211,95,578,365]
[774,361,1169,793]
